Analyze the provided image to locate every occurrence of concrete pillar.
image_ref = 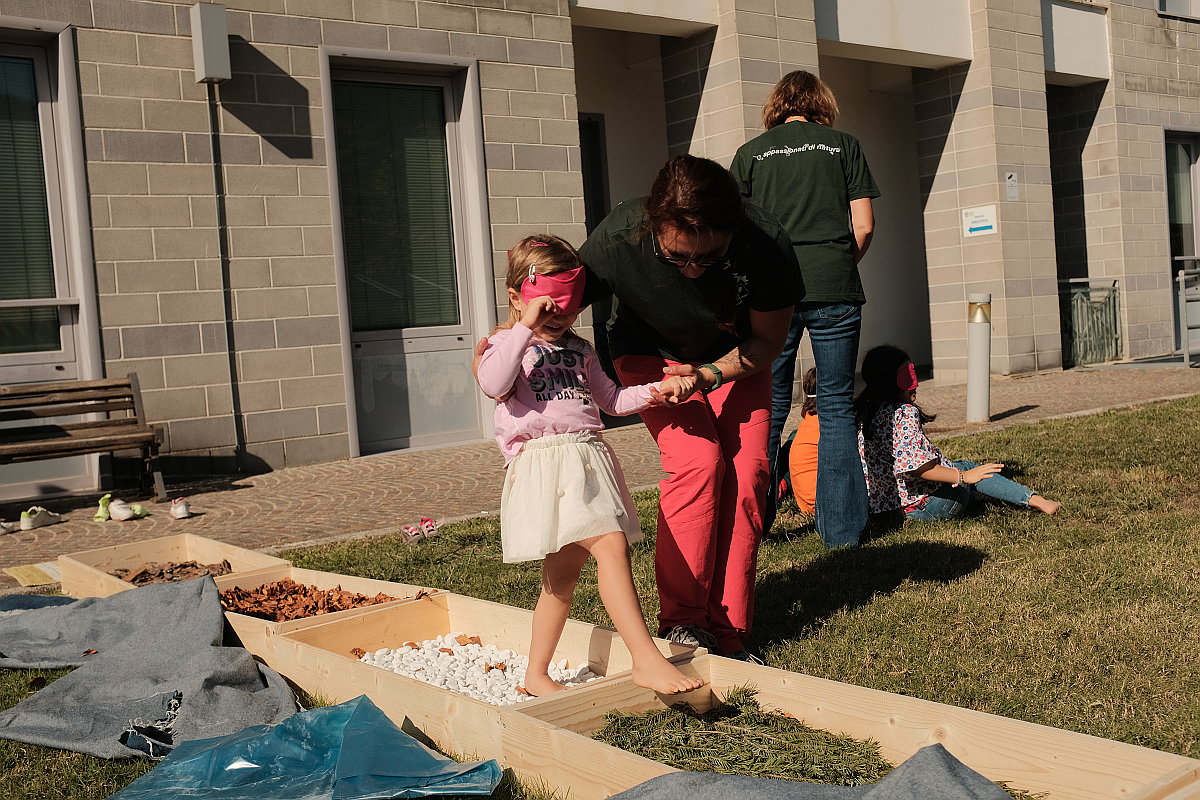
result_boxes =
[913,0,1061,381]
[660,0,820,165]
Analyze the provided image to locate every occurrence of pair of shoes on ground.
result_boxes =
[93,494,149,522]
[5,507,63,531]
[92,494,191,522]
[401,517,440,542]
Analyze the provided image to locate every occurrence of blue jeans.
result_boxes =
[904,460,1036,521]
[767,302,866,548]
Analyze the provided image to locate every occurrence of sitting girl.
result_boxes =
[854,345,1061,521]
[475,234,705,696]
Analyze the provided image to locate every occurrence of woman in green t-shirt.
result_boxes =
[731,70,880,549]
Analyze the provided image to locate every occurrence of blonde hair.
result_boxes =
[501,233,582,328]
[761,70,839,129]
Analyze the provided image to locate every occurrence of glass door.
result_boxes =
[1166,136,1200,353]
[0,45,90,500]
[332,72,479,453]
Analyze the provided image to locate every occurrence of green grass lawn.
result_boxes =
[3,396,1199,798]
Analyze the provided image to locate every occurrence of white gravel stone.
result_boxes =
[357,633,602,705]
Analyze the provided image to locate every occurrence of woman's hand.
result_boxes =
[649,374,698,406]
[662,363,716,394]
[962,463,1004,484]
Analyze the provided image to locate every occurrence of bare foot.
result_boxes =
[523,672,567,697]
[632,659,707,695]
[1030,495,1061,515]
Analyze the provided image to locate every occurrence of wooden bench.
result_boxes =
[0,374,166,501]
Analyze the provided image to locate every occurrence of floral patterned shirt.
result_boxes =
[858,402,953,513]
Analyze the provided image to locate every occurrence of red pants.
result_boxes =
[615,355,770,654]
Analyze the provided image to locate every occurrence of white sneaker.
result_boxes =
[20,507,61,530]
[1,520,16,535]
[108,499,135,521]
[169,498,191,519]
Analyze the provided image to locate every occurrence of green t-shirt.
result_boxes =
[579,198,802,364]
[730,120,879,304]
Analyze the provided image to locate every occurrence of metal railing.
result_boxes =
[1059,279,1121,367]
[1175,262,1200,367]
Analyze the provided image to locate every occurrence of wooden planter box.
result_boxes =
[58,533,289,598]
[270,592,700,763]
[502,653,1200,800]
[214,566,435,670]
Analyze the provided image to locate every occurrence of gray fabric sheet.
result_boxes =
[609,744,1012,800]
[0,576,297,759]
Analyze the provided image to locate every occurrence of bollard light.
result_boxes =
[966,293,991,423]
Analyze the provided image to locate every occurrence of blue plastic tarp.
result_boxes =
[106,695,503,800]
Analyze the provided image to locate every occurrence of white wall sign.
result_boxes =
[1005,172,1019,201]
[962,204,998,238]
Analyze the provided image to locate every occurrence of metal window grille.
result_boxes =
[1059,279,1121,367]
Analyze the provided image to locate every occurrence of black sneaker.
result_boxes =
[659,624,718,651]
[724,649,765,665]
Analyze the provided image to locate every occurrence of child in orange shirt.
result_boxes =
[787,368,819,514]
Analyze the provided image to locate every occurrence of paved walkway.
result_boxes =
[2,363,1198,594]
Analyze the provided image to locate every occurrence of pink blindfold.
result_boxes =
[521,264,585,314]
[896,362,919,391]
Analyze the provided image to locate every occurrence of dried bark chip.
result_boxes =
[438,647,454,654]
[218,579,399,622]
[454,634,471,646]
[516,686,532,696]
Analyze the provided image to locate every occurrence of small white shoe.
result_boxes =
[1,520,17,535]
[108,499,135,521]
[20,507,61,530]
[169,498,192,519]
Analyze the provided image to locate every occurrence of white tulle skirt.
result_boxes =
[500,431,643,563]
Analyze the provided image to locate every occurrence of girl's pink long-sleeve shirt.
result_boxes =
[476,324,657,464]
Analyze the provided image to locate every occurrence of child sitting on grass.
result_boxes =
[475,234,706,697]
[855,345,1061,522]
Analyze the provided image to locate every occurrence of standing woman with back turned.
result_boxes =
[731,70,880,548]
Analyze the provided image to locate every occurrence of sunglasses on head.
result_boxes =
[652,233,732,271]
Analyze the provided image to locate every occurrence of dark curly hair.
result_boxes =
[854,345,935,439]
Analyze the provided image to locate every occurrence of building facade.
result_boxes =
[0,0,1196,498]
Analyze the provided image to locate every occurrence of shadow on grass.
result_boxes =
[753,538,989,649]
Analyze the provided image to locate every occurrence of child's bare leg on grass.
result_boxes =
[526,544,590,697]
[1029,494,1061,515]
[583,531,706,695]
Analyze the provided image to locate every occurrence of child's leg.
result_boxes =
[580,531,706,695]
[955,459,1060,514]
[526,544,590,696]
